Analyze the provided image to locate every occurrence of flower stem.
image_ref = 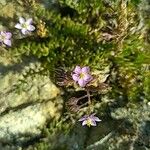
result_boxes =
[78,94,89,101]
[87,89,91,105]
[78,94,93,101]
[79,101,89,109]
[87,89,92,114]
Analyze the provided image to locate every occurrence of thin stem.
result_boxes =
[86,89,92,114]
[87,89,91,105]
[79,101,89,109]
[77,94,94,111]
[78,94,88,101]
[78,94,93,101]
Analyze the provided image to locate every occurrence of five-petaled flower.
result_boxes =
[72,66,93,87]
[79,113,101,127]
[0,31,12,46]
[15,17,35,35]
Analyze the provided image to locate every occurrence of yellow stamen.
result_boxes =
[80,73,85,79]
[22,23,28,29]
[86,119,92,127]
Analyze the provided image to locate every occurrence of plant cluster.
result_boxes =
[55,65,110,126]
[0,0,148,104]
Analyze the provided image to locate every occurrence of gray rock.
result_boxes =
[0,55,63,145]
[0,56,60,114]
[86,103,150,150]
[0,99,62,144]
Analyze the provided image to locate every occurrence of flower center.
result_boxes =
[79,73,85,79]
[22,23,28,29]
[86,118,92,127]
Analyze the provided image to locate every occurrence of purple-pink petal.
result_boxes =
[90,114,101,122]
[5,32,12,39]
[79,114,101,127]
[79,115,88,121]
[78,78,86,87]
[82,120,87,126]
[4,39,11,46]
[74,66,81,74]
[82,66,90,73]
[72,74,79,82]
[90,120,97,126]
[72,66,93,87]
[83,74,92,81]
[92,116,101,122]
[21,28,28,35]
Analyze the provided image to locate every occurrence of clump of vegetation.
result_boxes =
[0,0,150,149]
[2,0,148,103]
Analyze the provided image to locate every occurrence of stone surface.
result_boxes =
[0,54,63,145]
[0,100,62,144]
[86,102,150,150]
[0,0,64,147]
[0,55,60,113]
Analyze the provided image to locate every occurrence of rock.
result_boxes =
[86,103,150,150]
[0,56,60,114]
[0,55,63,145]
[0,99,62,145]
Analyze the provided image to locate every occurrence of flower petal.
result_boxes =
[21,28,28,35]
[79,115,88,121]
[74,66,81,74]
[92,116,101,122]
[15,23,22,29]
[72,74,79,81]
[83,74,92,82]
[26,18,33,24]
[19,17,25,24]
[82,120,87,126]
[90,120,97,126]
[82,66,90,73]
[5,32,12,39]
[4,39,11,46]
[78,78,86,87]
[90,114,101,122]
[27,25,35,31]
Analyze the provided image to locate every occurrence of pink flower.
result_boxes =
[0,31,12,46]
[15,17,35,35]
[72,66,93,87]
[79,113,101,127]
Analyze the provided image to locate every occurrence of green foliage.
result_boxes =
[3,0,148,103]
[1,0,150,149]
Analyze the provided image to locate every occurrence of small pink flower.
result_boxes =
[79,113,101,127]
[0,31,12,46]
[15,17,35,35]
[72,66,93,87]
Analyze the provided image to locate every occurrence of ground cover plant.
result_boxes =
[0,0,150,149]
